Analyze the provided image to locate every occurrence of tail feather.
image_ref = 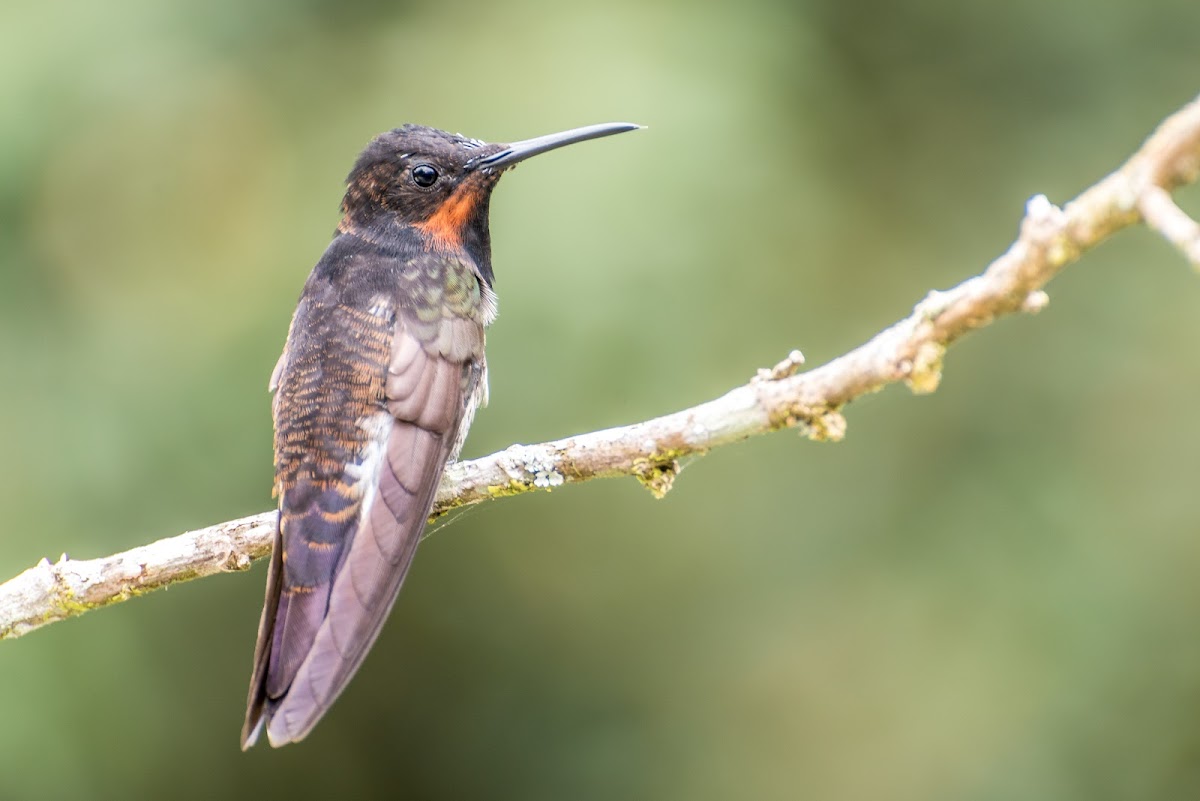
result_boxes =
[241,518,284,749]
[241,423,449,747]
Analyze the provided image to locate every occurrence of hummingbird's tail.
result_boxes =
[241,420,453,748]
[242,516,284,748]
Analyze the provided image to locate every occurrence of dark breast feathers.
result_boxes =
[242,235,490,747]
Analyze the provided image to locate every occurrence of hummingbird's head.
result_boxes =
[339,122,641,283]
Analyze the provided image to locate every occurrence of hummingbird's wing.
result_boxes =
[242,245,487,748]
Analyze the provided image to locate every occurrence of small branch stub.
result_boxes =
[1022,291,1050,314]
[756,349,807,382]
[1140,185,1200,268]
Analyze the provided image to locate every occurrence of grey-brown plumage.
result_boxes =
[242,121,640,748]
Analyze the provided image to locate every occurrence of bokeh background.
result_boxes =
[3,0,1200,798]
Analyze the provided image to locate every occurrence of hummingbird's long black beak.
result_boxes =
[469,122,643,171]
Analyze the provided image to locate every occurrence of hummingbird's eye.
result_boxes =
[411,164,439,187]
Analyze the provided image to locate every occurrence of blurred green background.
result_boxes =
[3,0,1200,798]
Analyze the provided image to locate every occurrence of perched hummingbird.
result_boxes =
[241,121,640,748]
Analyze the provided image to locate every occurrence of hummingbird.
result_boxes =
[241,121,641,748]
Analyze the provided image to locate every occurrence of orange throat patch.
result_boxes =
[414,183,481,251]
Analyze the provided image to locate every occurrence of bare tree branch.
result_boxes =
[4,93,1200,641]
[1140,185,1200,268]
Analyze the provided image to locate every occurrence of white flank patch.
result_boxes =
[366,295,393,318]
[479,283,499,326]
[350,412,394,522]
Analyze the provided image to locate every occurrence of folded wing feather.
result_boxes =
[243,293,485,748]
